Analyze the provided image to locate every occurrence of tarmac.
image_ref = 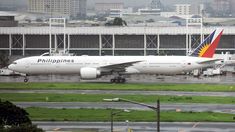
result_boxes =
[33,121,235,132]
[1,73,235,84]
[2,74,235,131]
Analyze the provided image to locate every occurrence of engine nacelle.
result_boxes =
[80,67,101,79]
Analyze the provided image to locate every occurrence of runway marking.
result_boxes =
[192,122,200,128]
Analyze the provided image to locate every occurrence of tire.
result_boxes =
[122,78,126,83]
[115,79,120,83]
[24,78,28,82]
[111,79,114,83]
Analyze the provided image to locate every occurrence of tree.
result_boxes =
[113,17,127,26]
[105,17,127,26]
[0,100,43,132]
[36,18,43,22]
[0,100,31,126]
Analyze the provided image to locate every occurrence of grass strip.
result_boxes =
[26,107,235,122]
[1,93,235,104]
[0,82,235,92]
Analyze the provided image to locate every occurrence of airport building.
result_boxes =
[0,12,18,27]
[109,8,160,18]
[138,9,161,15]
[95,2,124,14]
[28,0,87,18]
[0,26,235,56]
[175,4,191,15]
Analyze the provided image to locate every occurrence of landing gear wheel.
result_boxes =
[111,79,115,83]
[110,77,126,83]
[24,78,28,82]
[120,78,126,83]
[114,79,120,83]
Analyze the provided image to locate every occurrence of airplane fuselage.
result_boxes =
[9,56,214,75]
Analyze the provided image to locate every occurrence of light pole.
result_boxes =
[110,109,130,132]
[104,98,160,132]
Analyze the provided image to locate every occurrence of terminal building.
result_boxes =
[0,27,235,56]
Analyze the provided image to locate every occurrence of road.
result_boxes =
[15,102,235,114]
[33,121,235,132]
[1,74,235,84]
[2,89,235,97]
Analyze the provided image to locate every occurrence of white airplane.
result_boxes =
[8,29,223,83]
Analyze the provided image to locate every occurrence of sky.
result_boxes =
[87,0,212,8]
[0,0,213,9]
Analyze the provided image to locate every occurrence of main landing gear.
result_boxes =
[110,76,126,83]
[23,76,29,83]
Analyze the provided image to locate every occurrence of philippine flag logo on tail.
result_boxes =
[190,29,223,58]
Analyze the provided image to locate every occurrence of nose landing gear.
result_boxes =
[23,75,29,82]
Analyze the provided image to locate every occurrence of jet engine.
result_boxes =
[80,67,101,79]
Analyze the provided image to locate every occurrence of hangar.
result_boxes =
[0,26,235,56]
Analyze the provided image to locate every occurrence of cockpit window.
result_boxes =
[12,62,17,64]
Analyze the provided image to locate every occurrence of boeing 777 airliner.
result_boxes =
[8,29,223,83]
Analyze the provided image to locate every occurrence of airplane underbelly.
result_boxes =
[153,67,182,74]
[137,66,183,74]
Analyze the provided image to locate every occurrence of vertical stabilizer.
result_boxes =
[190,29,223,58]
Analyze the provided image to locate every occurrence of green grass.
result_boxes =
[26,107,235,122]
[2,93,235,104]
[0,82,235,92]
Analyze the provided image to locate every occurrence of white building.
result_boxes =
[95,3,124,14]
[109,8,133,18]
[138,8,161,15]
[109,8,160,18]
[28,0,87,19]
[175,4,191,15]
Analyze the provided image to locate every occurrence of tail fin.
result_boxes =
[190,29,223,58]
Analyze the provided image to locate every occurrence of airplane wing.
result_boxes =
[99,60,143,72]
[196,59,222,64]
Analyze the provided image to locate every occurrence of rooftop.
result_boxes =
[0,26,234,35]
[0,11,16,17]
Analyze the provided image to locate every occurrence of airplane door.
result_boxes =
[55,63,61,73]
[24,60,30,72]
[25,63,29,69]
[181,60,187,68]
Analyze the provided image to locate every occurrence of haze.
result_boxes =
[0,0,212,9]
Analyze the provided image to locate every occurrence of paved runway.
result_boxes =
[2,89,235,97]
[1,74,235,84]
[33,121,235,132]
[15,102,235,114]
